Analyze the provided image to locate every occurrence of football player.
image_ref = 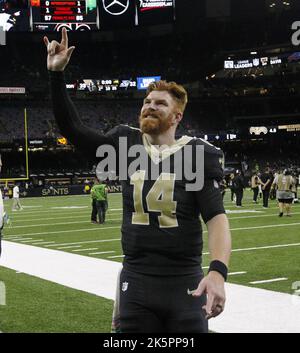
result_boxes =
[44,29,231,333]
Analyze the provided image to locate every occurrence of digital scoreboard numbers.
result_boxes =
[31,0,98,31]
[42,0,86,23]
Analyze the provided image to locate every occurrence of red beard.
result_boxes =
[139,110,173,135]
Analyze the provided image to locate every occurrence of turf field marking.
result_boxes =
[249,278,288,284]
[228,212,300,220]
[57,245,82,250]
[72,248,99,252]
[9,211,300,228]
[22,206,43,208]
[6,208,123,217]
[88,251,116,255]
[228,272,247,276]
[31,241,55,245]
[203,242,300,255]
[226,210,264,214]
[229,222,300,232]
[5,226,121,237]
[51,206,88,209]
[11,214,122,223]
[8,218,122,229]
[45,238,120,247]
[19,239,43,243]
[107,255,124,259]
[6,217,300,239]
[6,237,33,241]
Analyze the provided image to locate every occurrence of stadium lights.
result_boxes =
[251,51,258,55]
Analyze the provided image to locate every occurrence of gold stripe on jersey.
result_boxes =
[142,134,194,164]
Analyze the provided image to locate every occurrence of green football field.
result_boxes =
[0,189,300,332]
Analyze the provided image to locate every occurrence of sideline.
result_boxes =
[0,241,299,333]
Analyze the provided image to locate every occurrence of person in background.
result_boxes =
[251,171,261,204]
[272,169,295,217]
[90,178,108,224]
[233,170,244,207]
[12,182,23,211]
[260,168,273,208]
[228,173,235,203]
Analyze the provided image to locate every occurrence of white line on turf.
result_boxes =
[6,221,300,239]
[57,245,82,250]
[107,255,124,259]
[8,218,122,229]
[45,238,120,247]
[5,237,33,241]
[249,278,288,284]
[5,226,121,237]
[6,208,123,216]
[72,248,99,252]
[88,251,116,255]
[31,241,55,245]
[19,239,43,243]
[228,272,247,276]
[229,211,300,220]
[202,242,300,255]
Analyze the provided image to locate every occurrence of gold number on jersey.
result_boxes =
[131,171,178,228]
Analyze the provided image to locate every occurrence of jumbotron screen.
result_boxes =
[0,0,175,31]
[31,0,98,31]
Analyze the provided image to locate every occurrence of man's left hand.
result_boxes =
[192,271,226,319]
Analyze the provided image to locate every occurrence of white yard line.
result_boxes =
[6,208,123,217]
[107,255,125,259]
[11,214,122,223]
[88,251,116,255]
[228,222,300,232]
[228,212,300,220]
[19,239,43,243]
[228,271,247,276]
[1,241,299,333]
[203,242,300,255]
[45,238,120,247]
[250,278,288,284]
[5,221,300,239]
[72,248,99,252]
[8,212,300,229]
[9,218,122,229]
[5,226,121,237]
[57,245,82,250]
[5,237,33,241]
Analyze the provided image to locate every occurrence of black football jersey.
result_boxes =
[49,72,225,276]
[106,125,225,276]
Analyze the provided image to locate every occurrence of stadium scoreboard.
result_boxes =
[31,0,98,31]
[0,0,176,31]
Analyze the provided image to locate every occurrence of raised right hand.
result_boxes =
[43,28,75,72]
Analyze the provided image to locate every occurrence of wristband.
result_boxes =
[208,260,228,281]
